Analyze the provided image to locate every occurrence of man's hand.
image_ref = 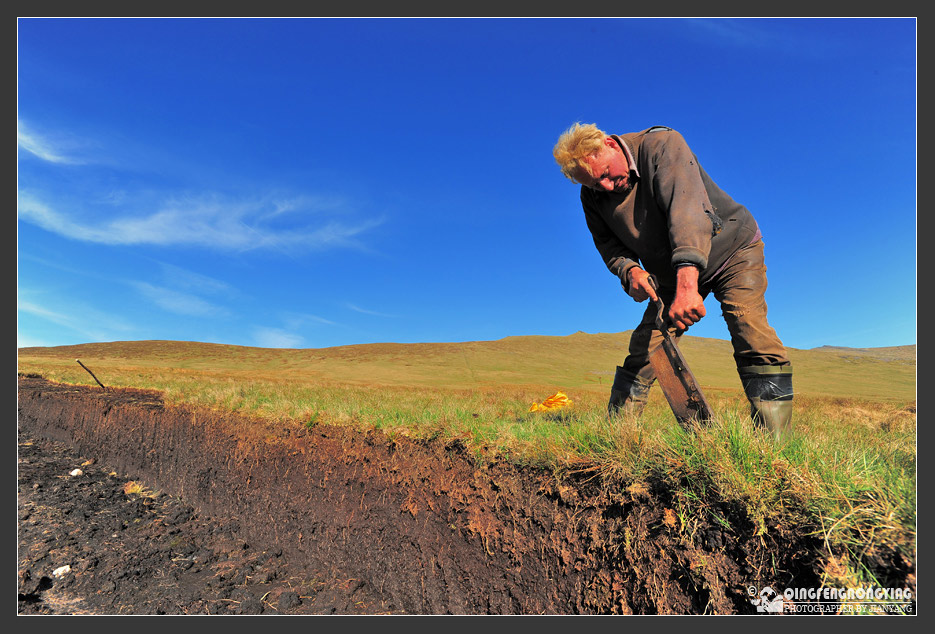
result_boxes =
[669,265,705,330]
[626,268,658,303]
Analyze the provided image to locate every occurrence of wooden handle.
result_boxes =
[75,359,106,390]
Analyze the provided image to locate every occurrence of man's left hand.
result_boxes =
[668,265,706,330]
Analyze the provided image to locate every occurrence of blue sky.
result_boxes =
[17,18,916,351]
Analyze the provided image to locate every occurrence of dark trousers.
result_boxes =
[621,239,790,385]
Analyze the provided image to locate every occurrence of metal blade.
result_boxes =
[644,276,715,428]
[649,336,714,428]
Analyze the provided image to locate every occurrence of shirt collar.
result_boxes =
[611,134,640,181]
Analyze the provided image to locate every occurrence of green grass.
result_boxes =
[18,333,916,590]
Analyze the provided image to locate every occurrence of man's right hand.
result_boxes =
[626,268,659,303]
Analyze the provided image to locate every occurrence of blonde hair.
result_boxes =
[552,122,608,182]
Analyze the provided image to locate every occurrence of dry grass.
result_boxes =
[123,480,160,498]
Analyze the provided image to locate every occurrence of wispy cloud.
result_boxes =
[282,311,337,328]
[17,120,84,164]
[685,18,781,48]
[156,261,236,296]
[17,333,52,348]
[253,327,304,349]
[131,281,230,318]
[17,298,134,342]
[19,251,238,309]
[346,303,399,318]
[18,191,383,253]
[18,250,100,279]
[247,312,340,349]
[256,195,349,223]
[683,18,844,57]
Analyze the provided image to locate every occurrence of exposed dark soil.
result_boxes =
[17,427,395,615]
[17,376,873,615]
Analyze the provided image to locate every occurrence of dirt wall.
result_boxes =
[17,377,823,614]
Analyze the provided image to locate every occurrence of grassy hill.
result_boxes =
[18,332,916,402]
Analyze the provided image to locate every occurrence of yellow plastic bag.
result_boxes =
[529,391,573,412]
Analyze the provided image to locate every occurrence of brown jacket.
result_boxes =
[581,126,760,291]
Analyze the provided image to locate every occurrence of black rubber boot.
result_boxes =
[608,366,653,418]
[738,364,794,438]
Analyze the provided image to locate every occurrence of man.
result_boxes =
[552,123,793,436]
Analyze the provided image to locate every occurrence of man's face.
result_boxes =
[573,138,630,193]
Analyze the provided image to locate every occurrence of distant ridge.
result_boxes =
[20,335,917,358]
[810,345,916,362]
[18,334,916,402]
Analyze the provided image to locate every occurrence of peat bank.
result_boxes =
[18,377,858,615]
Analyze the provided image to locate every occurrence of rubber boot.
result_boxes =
[738,364,794,438]
[608,366,652,418]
